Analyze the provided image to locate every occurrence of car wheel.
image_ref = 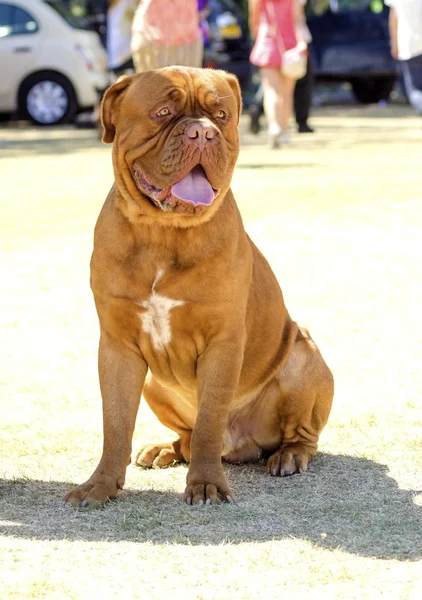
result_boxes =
[18,73,77,125]
[351,78,396,104]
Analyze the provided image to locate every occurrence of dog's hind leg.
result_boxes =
[134,376,194,468]
[266,327,334,477]
[134,436,191,468]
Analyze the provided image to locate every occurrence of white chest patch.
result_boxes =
[139,269,184,351]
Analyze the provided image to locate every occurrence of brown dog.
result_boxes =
[64,66,334,507]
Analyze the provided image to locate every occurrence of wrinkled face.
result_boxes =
[102,67,242,227]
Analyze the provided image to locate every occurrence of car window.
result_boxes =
[330,0,365,10]
[0,3,39,37]
[45,0,91,30]
[333,0,386,11]
[309,0,385,14]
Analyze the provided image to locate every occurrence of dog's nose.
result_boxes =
[186,121,215,150]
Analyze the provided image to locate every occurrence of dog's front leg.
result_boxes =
[184,338,243,505]
[65,333,147,507]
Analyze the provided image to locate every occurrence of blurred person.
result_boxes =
[198,0,211,48]
[107,0,138,75]
[131,0,203,72]
[86,0,108,46]
[248,0,308,148]
[249,0,314,136]
[293,0,314,134]
[387,0,422,114]
[64,0,108,45]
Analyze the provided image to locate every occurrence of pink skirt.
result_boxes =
[250,1,297,68]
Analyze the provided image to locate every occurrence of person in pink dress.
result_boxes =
[131,0,203,72]
[249,0,308,148]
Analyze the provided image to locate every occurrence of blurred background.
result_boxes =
[0,0,408,127]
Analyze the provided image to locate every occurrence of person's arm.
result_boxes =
[248,0,261,40]
[388,5,399,59]
[198,1,210,22]
[294,0,308,50]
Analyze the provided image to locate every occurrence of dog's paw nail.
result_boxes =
[226,495,234,503]
[205,499,211,505]
[198,499,204,506]
[186,497,192,505]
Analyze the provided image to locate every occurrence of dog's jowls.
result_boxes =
[64,66,334,507]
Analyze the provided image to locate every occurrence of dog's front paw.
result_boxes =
[64,475,123,507]
[184,467,234,505]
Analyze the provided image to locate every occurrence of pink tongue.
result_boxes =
[171,166,214,206]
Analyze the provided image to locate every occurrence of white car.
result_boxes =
[0,0,112,125]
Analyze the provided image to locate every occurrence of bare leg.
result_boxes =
[279,74,296,134]
[261,67,283,147]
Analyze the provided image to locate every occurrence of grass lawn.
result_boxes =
[0,105,421,599]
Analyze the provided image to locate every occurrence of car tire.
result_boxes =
[351,77,396,104]
[18,72,78,125]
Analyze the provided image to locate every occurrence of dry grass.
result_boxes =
[1,105,421,599]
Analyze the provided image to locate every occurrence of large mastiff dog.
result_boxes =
[65,67,334,507]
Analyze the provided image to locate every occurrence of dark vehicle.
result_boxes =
[308,0,398,103]
[62,0,106,46]
[203,0,251,91]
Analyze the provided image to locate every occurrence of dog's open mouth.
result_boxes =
[133,165,218,214]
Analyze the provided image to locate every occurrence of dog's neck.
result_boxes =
[98,184,246,268]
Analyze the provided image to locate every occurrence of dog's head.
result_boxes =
[101,66,242,228]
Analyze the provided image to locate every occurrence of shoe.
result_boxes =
[268,129,291,149]
[249,105,261,135]
[409,89,422,113]
[268,132,280,149]
[279,131,291,145]
[297,122,314,134]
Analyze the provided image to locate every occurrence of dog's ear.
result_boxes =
[101,75,132,144]
[223,72,242,124]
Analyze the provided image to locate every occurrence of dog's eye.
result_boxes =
[216,110,226,119]
[157,107,171,117]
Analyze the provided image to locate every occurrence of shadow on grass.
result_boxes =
[304,104,413,120]
[0,133,103,158]
[1,453,421,560]
[0,120,104,158]
[1,104,418,159]
[238,132,422,151]
[236,163,322,169]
